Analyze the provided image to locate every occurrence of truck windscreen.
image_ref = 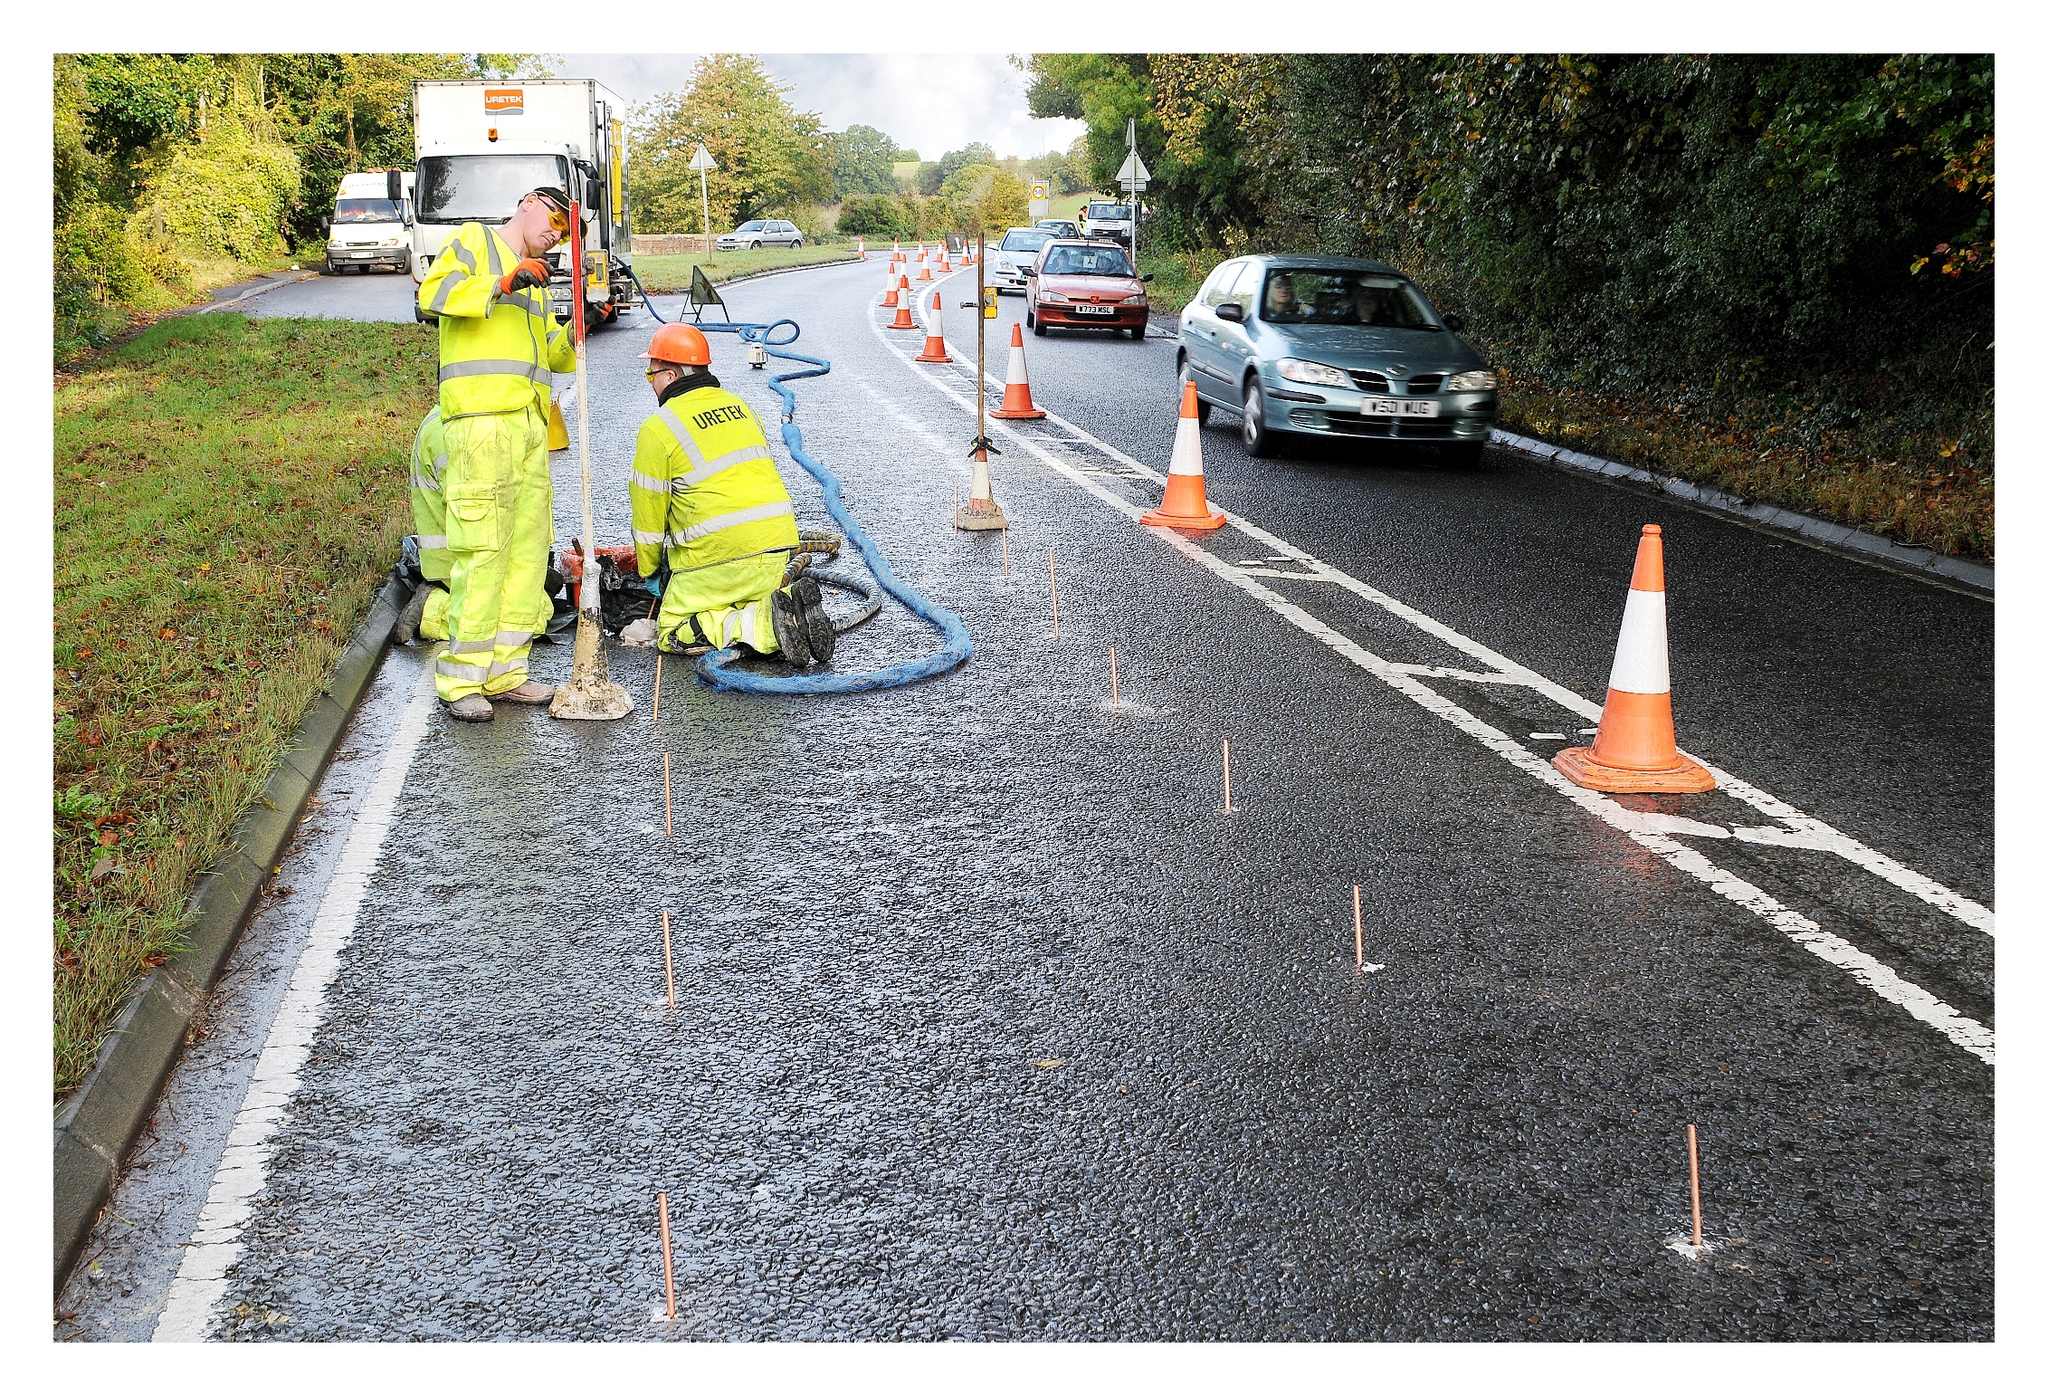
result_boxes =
[416,155,569,223]
[333,199,403,224]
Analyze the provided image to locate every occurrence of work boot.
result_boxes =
[769,587,813,666]
[394,583,435,645]
[448,694,494,722]
[494,680,555,704]
[790,576,836,666]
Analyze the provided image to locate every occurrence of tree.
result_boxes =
[631,55,831,233]
[940,163,1028,234]
[830,123,898,197]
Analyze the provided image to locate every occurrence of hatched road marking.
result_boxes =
[869,274,1993,1066]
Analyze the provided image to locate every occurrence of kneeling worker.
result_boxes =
[628,323,835,664]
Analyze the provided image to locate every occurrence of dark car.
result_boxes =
[1022,239,1152,339]
[1176,254,1498,463]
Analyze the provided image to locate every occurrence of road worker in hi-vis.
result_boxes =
[627,323,836,665]
[395,405,452,644]
[414,185,577,722]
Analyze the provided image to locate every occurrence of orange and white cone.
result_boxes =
[956,448,1008,530]
[915,288,952,362]
[916,255,933,282]
[889,275,918,330]
[882,264,899,308]
[938,248,952,272]
[1553,525,1716,793]
[989,322,1047,420]
[1140,380,1227,530]
[892,239,901,256]
[856,236,866,260]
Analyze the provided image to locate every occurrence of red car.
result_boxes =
[1022,239,1152,339]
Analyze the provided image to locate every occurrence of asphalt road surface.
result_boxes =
[61,256,1993,1341]
[240,265,421,323]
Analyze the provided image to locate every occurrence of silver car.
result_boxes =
[1177,254,1498,465]
[987,226,1055,293]
[716,218,804,251]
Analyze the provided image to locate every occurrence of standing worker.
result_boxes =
[627,323,835,664]
[415,185,578,721]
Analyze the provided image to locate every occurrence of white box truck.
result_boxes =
[323,169,414,275]
[410,78,635,327]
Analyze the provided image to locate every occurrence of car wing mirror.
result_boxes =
[1140,273,1154,283]
[1021,265,1037,277]
[1443,312,1464,332]
[1215,302,1244,323]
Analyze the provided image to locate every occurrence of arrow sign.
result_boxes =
[687,143,717,172]
[1116,150,1150,186]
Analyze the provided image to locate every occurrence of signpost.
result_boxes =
[1116,127,1151,275]
[687,143,716,255]
[1029,181,1050,221]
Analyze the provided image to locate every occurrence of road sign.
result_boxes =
[1030,182,1049,201]
[1029,180,1050,219]
[687,144,716,172]
[1116,151,1150,192]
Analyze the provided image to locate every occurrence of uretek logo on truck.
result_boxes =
[484,89,524,115]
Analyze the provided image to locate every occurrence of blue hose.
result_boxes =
[680,316,973,694]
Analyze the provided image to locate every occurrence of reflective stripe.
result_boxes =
[448,638,495,654]
[675,500,794,544]
[440,359,547,383]
[417,534,447,549]
[486,658,525,677]
[739,605,760,650]
[682,446,773,489]
[485,236,503,278]
[436,656,491,681]
[428,269,466,314]
[411,473,443,492]
[628,468,671,493]
[632,527,672,547]
[445,242,478,274]
[510,288,548,318]
[495,628,533,647]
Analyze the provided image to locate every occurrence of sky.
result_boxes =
[570,54,1088,162]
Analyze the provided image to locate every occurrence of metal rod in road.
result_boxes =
[571,208,597,619]
[1223,740,1233,813]
[663,753,673,839]
[1354,885,1363,969]
[662,909,675,1008]
[976,225,986,442]
[1002,529,1010,578]
[651,653,662,722]
[1049,547,1060,637]
[1688,1124,1703,1248]
[656,1191,677,1321]
[1110,646,1120,708]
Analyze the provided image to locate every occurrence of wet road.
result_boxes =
[63,256,1993,1341]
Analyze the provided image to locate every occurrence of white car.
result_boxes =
[987,226,1056,293]
[716,219,804,251]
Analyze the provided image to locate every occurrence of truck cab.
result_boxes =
[324,170,414,275]
[411,80,634,329]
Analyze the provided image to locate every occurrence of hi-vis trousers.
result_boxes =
[435,404,554,702]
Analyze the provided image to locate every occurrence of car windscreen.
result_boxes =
[1087,203,1130,220]
[415,155,568,223]
[999,230,1054,252]
[333,198,403,224]
[737,221,765,232]
[1258,270,1439,329]
[1041,245,1133,277]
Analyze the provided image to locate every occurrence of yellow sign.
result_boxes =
[1030,182,1049,201]
[983,286,998,319]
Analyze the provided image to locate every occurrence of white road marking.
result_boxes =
[153,664,440,1341]
[867,285,1993,1065]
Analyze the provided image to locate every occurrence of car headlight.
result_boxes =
[1124,294,1147,306]
[1447,369,1498,391]
[1277,358,1352,388]
[1040,290,1068,302]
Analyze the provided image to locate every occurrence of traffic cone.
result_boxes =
[889,275,917,330]
[1139,380,1227,530]
[938,249,952,272]
[547,398,570,451]
[1553,525,1716,793]
[882,264,899,308]
[856,236,866,260]
[916,256,933,282]
[956,447,1008,530]
[916,289,952,362]
[989,322,1047,420]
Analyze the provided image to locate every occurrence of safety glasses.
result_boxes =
[533,195,571,234]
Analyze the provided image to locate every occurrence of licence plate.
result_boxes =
[1070,303,1115,316]
[350,250,372,258]
[1361,397,1439,418]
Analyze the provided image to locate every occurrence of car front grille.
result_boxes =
[1407,374,1445,394]
[1347,369,1391,393]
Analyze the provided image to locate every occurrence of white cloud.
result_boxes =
[572,53,1086,162]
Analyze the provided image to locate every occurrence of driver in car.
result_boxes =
[1263,276,1300,320]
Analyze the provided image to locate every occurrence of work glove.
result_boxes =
[499,257,553,295]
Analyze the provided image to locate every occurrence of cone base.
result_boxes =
[989,406,1046,420]
[888,319,918,331]
[956,502,1009,531]
[1552,746,1716,793]
[915,349,953,363]
[1139,505,1226,531]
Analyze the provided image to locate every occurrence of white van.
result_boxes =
[324,170,414,275]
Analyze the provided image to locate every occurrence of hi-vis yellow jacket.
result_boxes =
[416,222,575,419]
[628,378,798,598]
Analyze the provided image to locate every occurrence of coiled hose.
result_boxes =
[654,310,972,694]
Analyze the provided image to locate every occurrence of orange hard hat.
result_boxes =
[638,322,711,367]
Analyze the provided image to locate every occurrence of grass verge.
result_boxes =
[53,313,433,1100]
[632,245,861,294]
[55,250,308,366]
